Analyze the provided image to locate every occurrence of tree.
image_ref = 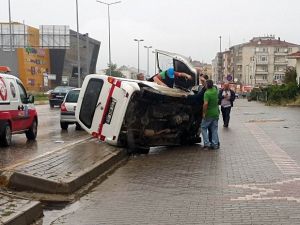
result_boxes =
[105,63,125,78]
[284,67,297,84]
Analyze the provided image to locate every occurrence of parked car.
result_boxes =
[60,88,81,130]
[44,89,53,95]
[0,73,38,147]
[76,50,201,154]
[49,86,75,108]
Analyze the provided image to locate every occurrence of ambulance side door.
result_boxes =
[5,78,22,131]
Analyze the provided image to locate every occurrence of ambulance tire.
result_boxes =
[0,122,12,147]
[75,123,82,130]
[60,122,68,130]
[26,119,38,140]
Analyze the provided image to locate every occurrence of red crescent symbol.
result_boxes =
[0,77,8,101]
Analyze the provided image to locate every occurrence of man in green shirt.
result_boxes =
[201,79,220,150]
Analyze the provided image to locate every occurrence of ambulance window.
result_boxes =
[9,81,17,100]
[16,81,27,103]
[79,78,104,129]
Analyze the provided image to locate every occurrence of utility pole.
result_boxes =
[96,1,121,76]
[8,0,13,71]
[219,35,222,53]
[144,45,152,77]
[76,0,81,87]
[134,39,144,73]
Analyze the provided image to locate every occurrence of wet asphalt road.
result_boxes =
[0,104,89,169]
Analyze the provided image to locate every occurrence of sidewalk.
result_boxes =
[0,192,42,225]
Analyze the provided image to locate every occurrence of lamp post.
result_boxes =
[96,0,121,76]
[75,0,81,87]
[152,50,157,75]
[8,0,12,53]
[144,45,152,77]
[219,35,222,53]
[8,0,13,71]
[134,39,144,73]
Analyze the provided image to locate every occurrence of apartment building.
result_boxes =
[213,36,300,85]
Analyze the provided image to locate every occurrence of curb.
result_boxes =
[7,142,127,195]
[9,150,126,194]
[0,192,43,225]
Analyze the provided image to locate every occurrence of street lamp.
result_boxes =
[96,0,121,76]
[144,45,152,77]
[8,0,12,53]
[134,39,144,73]
[219,35,222,53]
[75,0,81,88]
[152,50,157,75]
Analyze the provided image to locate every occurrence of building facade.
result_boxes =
[50,30,100,87]
[0,23,100,91]
[213,36,300,85]
[0,23,51,91]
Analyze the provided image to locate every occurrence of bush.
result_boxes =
[250,83,299,104]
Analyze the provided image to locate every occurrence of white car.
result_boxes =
[60,88,81,130]
[76,50,201,153]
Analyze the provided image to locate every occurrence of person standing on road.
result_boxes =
[201,79,220,150]
[187,74,214,143]
[218,83,235,128]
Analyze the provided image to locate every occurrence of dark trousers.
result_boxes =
[221,106,231,127]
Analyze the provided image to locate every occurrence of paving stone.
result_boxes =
[42,100,300,224]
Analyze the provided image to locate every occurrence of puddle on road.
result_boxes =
[42,201,81,225]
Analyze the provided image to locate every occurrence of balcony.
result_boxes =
[274,51,288,56]
[255,51,268,56]
[256,60,268,65]
[274,60,288,65]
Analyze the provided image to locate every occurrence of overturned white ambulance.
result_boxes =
[75,50,202,153]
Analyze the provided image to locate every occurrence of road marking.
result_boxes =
[230,178,300,203]
[245,123,300,175]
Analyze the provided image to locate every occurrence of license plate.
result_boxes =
[105,98,116,124]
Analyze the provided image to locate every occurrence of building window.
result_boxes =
[274,74,285,81]
[263,75,267,80]
[288,48,293,53]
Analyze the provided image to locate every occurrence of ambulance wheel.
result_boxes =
[60,122,68,130]
[26,119,37,140]
[136,147,150,154]
[75,123,82,130]
[0,122,12,147]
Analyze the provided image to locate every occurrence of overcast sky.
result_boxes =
[1,0,299,75]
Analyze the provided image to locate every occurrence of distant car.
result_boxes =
[235,93,239,98]
[60,88,81,130]
[44,89,53,95]
[49,86,75,108]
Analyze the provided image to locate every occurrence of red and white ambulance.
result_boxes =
[0,73,38,147]
[76,50,201,153]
